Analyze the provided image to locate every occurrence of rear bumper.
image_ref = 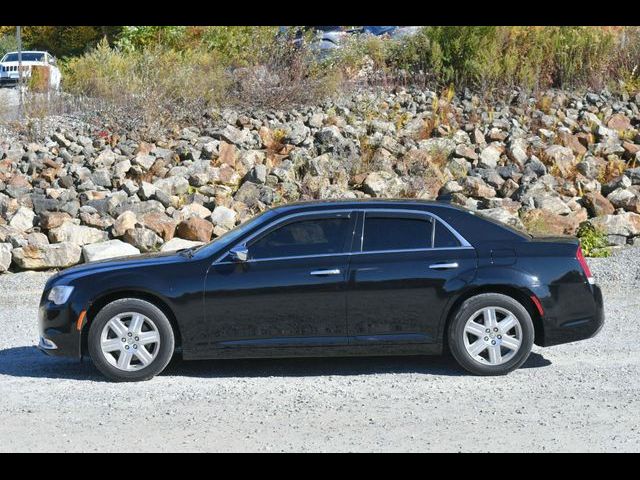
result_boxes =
[539,283,604,347]
[37,303,82,359]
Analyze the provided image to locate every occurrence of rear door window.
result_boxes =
[363,214,433,252]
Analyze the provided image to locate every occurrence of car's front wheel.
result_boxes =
[448,293,534,376]
[88,298,175,382]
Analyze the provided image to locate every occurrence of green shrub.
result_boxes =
[347,26,624,93]
[60,33,338,135]
[0,34,18,58]
[577,222,611,258]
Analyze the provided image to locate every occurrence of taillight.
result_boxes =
[576,246,595,285]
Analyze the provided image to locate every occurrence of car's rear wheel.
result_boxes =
[448,293,534,376]
[88,298,175,382]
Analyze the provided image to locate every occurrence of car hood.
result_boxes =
[48,249,188,285]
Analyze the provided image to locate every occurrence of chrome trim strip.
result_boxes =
[214,246,474,265]
[429,262,459,270]
[215,252,352,265]
[310,269,341,276]
[353,246,473,256]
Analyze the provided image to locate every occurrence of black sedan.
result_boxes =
[37,200,604,381]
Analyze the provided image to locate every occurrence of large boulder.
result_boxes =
[284,121,310,146]
[153,176,189,196]
[176,217,213,243]
[477,208,525,231]
[210,206,237,230]
[123,227,163,253]
[625,167,640,185]
[461,176,496,199]
[521,209,584,236]
[532,195,571,216]
[160,237,204,252]
[48,222,108,246]
[0,243,12,272]
[234,182,262,207]
[12,242,82,270]
[606,113,632,131]
[140,211,177,241]
[39,211,72,231]
[82,240,141,263]
[478,143,502,169]
[582,192,615,217]
[589,212,640,237]
[362,171,407,197]
[112,211,138,237]
[607,187,640,214]
[9,207,35,232]
[543,145,575,177]
[178,204,212,220]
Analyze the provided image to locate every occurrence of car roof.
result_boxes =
[266,198,467,214]
[263,199,530,244]
[5,51,48,54]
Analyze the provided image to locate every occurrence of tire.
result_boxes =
[448,293,534,376]
[88,298,175,382]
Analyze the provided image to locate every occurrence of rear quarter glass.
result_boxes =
[429,206,529,245]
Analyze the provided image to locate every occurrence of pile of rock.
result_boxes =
[1,86,639,272]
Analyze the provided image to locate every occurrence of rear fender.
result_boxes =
[437,265,548,344]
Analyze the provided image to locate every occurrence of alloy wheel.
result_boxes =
[100,312,161,371]
[462,306,523,366]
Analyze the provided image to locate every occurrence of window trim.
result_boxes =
[358,208,471,254]
[246,213,354,261]
[361,210,434,253]
[212,207,472,265]
[213,209,356,264]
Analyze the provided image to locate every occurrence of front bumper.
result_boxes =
[540,283,605,347]
[37,302,82,359]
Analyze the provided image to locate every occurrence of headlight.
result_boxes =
[47,286,74,305]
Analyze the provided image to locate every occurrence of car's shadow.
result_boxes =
[0,346,552,382]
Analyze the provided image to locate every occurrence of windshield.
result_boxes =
[2,52,45,62]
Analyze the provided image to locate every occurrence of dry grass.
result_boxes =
[599,156,628,183]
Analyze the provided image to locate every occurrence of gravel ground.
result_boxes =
[0,249,639,452]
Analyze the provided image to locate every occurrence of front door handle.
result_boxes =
[429,262,459,270]
[310,269,342,276]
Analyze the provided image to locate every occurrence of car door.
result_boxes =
[347,210,477,345]
[203,210,356,351]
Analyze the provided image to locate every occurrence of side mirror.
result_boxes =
[229,245,248,262]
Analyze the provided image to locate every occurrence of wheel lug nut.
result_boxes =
[121,338,126,342]
[128,332,132,337]
[497,335,502,339]
[133,345,137,349]
[485,329,490,333]
[135,337,139,341]
[484,337,489,341]
[491,340,496,345]
[125,345,130,350]
[493,328,498,332]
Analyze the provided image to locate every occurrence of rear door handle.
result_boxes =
[310,269,341,276]
[429,262,459,270]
